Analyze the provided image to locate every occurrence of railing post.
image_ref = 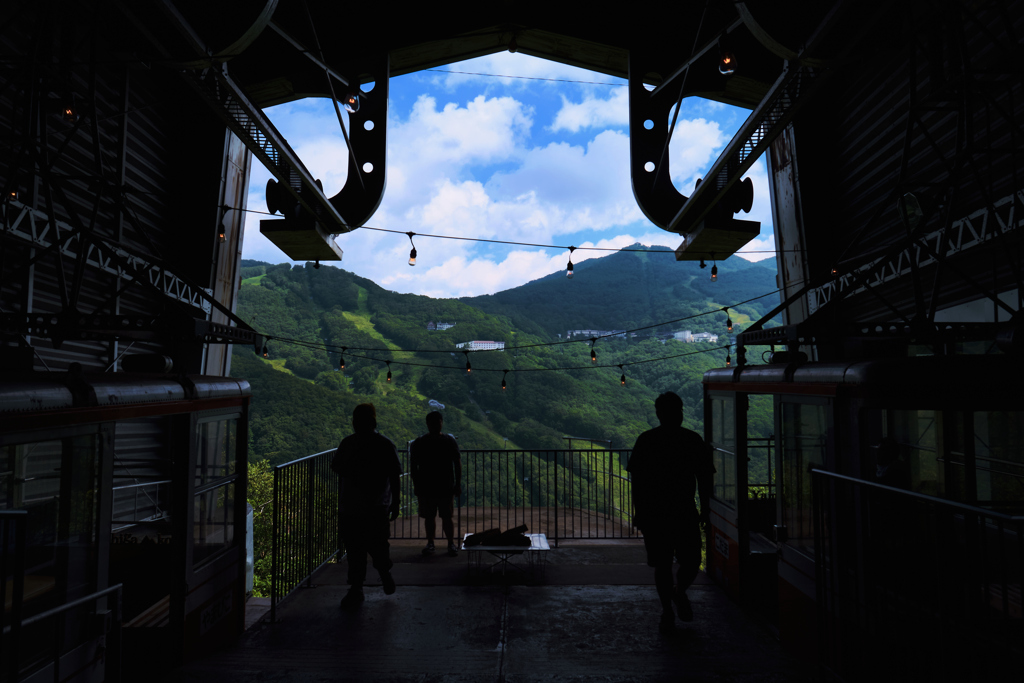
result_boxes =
[271,465,280,623]
[554,451,559,548]
[306,458,315,588]
[109,586,123,683]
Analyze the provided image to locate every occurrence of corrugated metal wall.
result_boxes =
[0,5,249,375]
[792,0,1024,324]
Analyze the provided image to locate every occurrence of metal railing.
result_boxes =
[15,584,123,683]
[270,449,339,622]
[388,449,638,544]
[812,470,1024,681]
[746,437,776,537]
[0,511,27,682]
[267,448,638,616]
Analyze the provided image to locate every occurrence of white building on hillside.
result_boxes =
[567,329,627,339]
[691,332,718,343]
[455,340,505,351]
[426,321,456,331]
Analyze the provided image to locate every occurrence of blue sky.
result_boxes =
[242,53,775,298]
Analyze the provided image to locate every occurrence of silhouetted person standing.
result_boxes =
[627,391,715,633]
[410,411,462,556]
[332,403,402,608]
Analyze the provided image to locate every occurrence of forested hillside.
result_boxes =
[461,246,778,339]
[232,248,779,472]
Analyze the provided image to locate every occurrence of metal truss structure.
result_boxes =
[183,65,350,246]
[808,188,1024,313]
[0,312,255,346]
[2,200,212,314]
[671,62,830,239]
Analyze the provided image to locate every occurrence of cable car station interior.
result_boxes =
[1,0,1022,680]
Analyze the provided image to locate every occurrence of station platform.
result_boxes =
[160,541,817,682]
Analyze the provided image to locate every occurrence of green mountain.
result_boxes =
[232,248,778,473]
[461,245,778,339]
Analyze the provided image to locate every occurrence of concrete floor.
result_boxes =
[163,542,817,682]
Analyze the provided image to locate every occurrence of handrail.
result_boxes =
[265,448,639,616]
[270,449,338,623]
[812,469,1024,680]
[5,583,123,683]
[811,469,1024,521]
[19,583,124,627]
[0,511,27,683]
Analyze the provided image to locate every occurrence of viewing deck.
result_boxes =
[159,541,815,682]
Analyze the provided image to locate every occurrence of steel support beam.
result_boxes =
[669,62,830,239]
[808,188,1024,311]
[1,200,211,314]
[0,314,255,346]
[181,64,347,255]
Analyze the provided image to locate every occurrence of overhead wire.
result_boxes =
[259,282,789,357]
[244,275,787,384]
[424,69,626,87]
[227,204,795,255]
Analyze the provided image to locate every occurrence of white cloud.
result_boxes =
[667,117,728,191]
[549,88,629,133]
[431,53,624,91]
[736,232,776,262]
[241,65,778,296]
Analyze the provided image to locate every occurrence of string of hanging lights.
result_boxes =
[259,280,794,359]
[262,337,733,389]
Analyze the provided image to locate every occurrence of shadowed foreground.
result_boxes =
[160,542,816,682]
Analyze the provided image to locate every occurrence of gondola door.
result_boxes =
[179,408,248,662]
[773,396,833,657]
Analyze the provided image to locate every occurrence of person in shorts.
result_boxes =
[410,411,462,556]
[627,392,715,633]
[332,403,402,608]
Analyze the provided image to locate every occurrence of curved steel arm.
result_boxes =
[329,55,389,228]
[628,53,689,231]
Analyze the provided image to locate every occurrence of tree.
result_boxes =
[248,459,275,597]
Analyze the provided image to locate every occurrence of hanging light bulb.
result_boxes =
[262,343,269,359]
[6,189,18,202]
[407,232,417,266]
[219,232,226,243]
[343,92,360,113]
[566,246,576,279]
[590,339,597,364]
[619,365,626,386]
[726,352,732,367]
[719,51,736,76]
[502,370,508,390]
[699,258,706,269]
[62,103,79,124]
[724,308,732,333]
[386,361,392,382]
[711,264,718,282]
[339,348,347,370]
[313,260,321,269]
[464,351,472,373]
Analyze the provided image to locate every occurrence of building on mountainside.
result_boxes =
[455,340,505,351]
[426,321,455,331]
[673,330,693,342]
[691,332,718,343]
[566,329,627,339]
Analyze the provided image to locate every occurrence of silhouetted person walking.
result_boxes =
[332,403,402,608]
[410,411,462,556]
[627,391,715,633]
